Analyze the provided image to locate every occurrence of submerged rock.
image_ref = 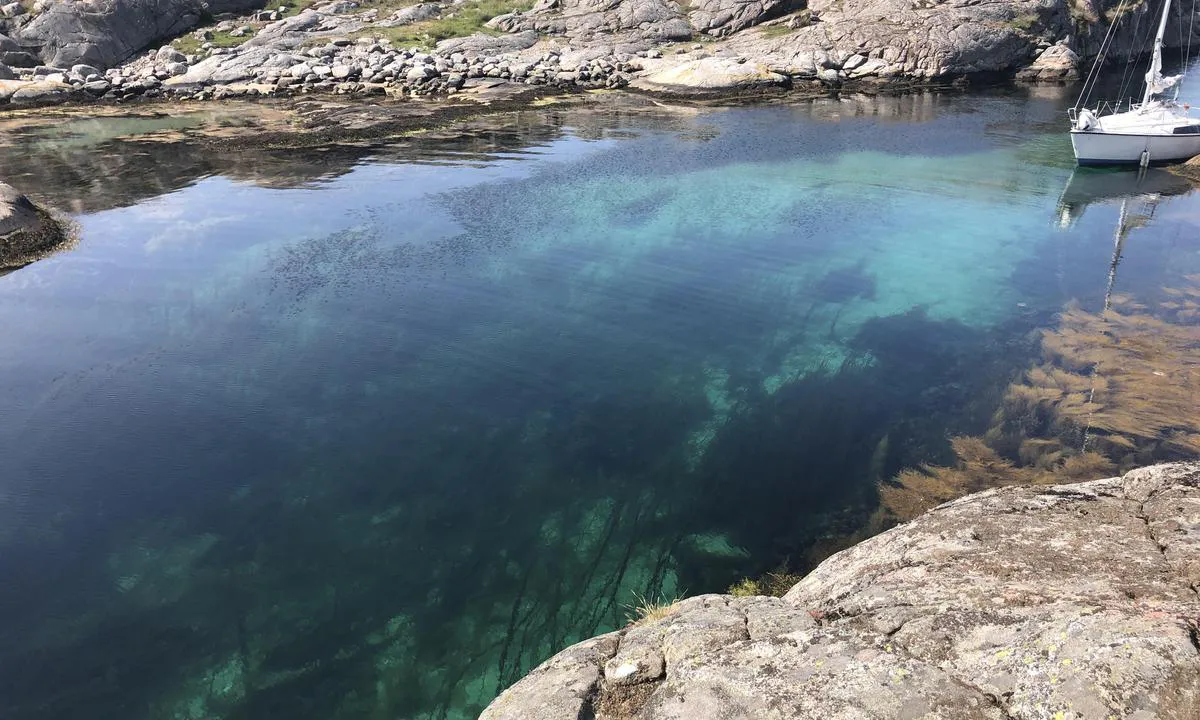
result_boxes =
[482,462,1200,719]
[0,182,72,270]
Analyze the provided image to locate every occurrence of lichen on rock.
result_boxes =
[482,462,1200,720]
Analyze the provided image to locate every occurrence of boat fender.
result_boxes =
[1075,109,1098,131]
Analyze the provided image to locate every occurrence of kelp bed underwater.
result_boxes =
[878,278,1200,521]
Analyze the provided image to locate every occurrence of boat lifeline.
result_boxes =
[1070,0,1200,166]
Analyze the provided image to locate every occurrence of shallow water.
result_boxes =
[2,86,1199,720]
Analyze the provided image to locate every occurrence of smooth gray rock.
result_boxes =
[171,46,276,84]
[1,51,38,67]
[688,0,785,36]
[69,62,100,78]
[16,0,264,69]
[155,46,187,64]
[82,78,111,93]
[634,55,787,92]
[244,8,364,49]
[482,462,1200,720]
[1016,42,1080,82]
[380,2,441,26]
[0,61,12,79]
[8,77,80,103]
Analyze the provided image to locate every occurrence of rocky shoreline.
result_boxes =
[481,462,1200,719]
[0,0,1181,110]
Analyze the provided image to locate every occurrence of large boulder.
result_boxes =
[688,0,789,36]
[482,462,1200,719]
[15,0,266,70]
[0,76,84,104]
[488,0,693,42]
[1016,42,1081,82]
[0,182,71,270]
[0,30,36,65]
[634,55,788,92]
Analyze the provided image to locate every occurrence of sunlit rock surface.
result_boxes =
[482,462,1200,719]
[633,56,788,92]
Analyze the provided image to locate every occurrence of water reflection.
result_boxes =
[1056,167,1195,226]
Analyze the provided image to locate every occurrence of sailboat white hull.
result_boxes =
[1071,129,1200,165]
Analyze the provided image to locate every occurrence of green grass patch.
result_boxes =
[361,0,534,48]
[1005,13,1038,31]
[758,23,795,38]
[727,569,802,598]
[357,0,425,14]
[173,30,252,56]
[622,592,683,626]
[264,0,318,12]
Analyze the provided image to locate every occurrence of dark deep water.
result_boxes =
[2,86,1200,720]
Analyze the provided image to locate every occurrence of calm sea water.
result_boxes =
[2,85,1199,720]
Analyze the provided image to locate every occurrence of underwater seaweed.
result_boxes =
[880,282,1200,521]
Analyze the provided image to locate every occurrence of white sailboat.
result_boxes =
[1070,0,1200,166]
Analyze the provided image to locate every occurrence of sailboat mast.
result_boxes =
[1142,0,1174,105]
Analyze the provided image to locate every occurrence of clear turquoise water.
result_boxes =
[2,88,1199,720]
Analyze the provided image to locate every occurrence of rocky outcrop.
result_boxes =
[633,55,787,92]
[489,0,693,42]
[0,0,1193,106]
[0,182,71,270]
[482,462,1200,719]
[501,0,1199,81]
[688,0,791,37]
[16,0,265,69]
[1016,42,1081,82]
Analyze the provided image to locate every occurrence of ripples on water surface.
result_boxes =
[1,88,1198,720]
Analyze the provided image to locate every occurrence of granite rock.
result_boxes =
[16,0,265,69]
[634,55,788,92]
[482,462,1200,719]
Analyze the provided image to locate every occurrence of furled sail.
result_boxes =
[1145,70,1182,95]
